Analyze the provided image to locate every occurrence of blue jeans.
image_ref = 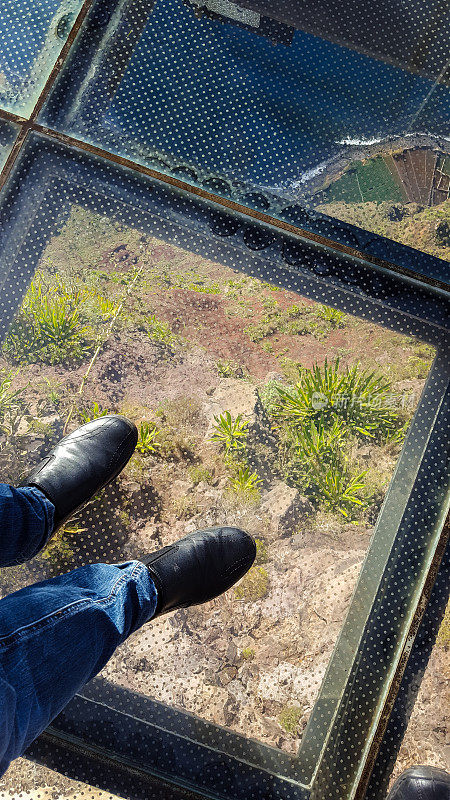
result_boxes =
[0,483,158,777]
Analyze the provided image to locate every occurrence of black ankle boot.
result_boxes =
[386,766,450,799]
[22,415,138,533]
[143,527,257,616]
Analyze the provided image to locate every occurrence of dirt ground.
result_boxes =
[0,207,447,796]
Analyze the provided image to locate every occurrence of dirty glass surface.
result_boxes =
[0,0,449,794]
[0,181,438,765]
[0,759,126,800]
[41,0,450,284]
[0,0,84,117]
[0,120,18,169]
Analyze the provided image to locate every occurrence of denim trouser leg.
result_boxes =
[0,483,55,566]
[0,483,158,776]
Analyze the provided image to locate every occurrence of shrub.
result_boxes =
[3,275,93,365]
[136,421,160,455]
[244,318,280,343]
[147,314,176,347]
[230,465,262,493]
[274,358,400,442]
[216,360,245,378]
[278,705,304,735]
[291,419,368,517]
[0,370,24,435]
[211,411,249,453]
[241,647,255,660]
[188,464,213,485]
[317,305,346,328]
[234,565,269,601]
[79,402,109,424]
[309,461,368,518]
[255,538,269,564]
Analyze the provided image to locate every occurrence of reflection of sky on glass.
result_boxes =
[0,0,81,115]
[107,0,450,187]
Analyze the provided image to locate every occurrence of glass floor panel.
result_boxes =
[0,120,18,170]
[0,0,85,117]
[40,0,450,285]
[0,757,126,800]
[0,200,436,759]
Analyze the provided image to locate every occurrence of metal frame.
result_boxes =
[0,132,448,799]
[0,0,449,291]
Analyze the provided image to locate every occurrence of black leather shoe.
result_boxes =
[386,766,450,799]
[22,415,138,533]
[143,527,257,616]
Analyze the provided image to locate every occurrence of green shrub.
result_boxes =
[79,402,109,424]
[211,411,249,453]
[291,419,368,517]
[244,318,279,342]
[188,464,213,485]
[216,360,245,378]
[241,647,255,660]
[147,314,176,347]
[230,465,262,493]
[3,275,93,365]
[278,705,304,735]
[317,305,346,328]
[255,538,269,564]
[136,421,160,455]
[274,358,400,441]
[234,565,269,601]
[0,370,24,434]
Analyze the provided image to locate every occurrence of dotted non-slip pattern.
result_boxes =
[0,0,84,116]
[40,0,450,279]
[0,120,18,170]
[0,1,448,798]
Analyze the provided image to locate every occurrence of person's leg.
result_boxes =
[0,484,55,567]
[0,525,255,778]
[0,559,158,777]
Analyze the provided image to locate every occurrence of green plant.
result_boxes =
[211,411,249,453]
[147,314,176,347]
[230,465,262,493]
[136,421,160,454]
[234,565,269,601]
[96,295,121,319]
[437,600,450,648]
[255,538,269,564]
[274,358,400,441]
[79,402,109,424]
[0,370,24,432]
[241,647,255,660]
[216,360,245,378]
[318,305,346,327]
[278,705,304,735]
[310,462,368,518]
[3,274,93,365]
[188,464,213,485]
[244,317,279,342]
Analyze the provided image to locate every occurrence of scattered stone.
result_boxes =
[226,641,238,662]
[260,482,314,536]
[220,665,238,686]
[435,220,450,247]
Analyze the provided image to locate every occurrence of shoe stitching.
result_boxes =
[220,553,253,579]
